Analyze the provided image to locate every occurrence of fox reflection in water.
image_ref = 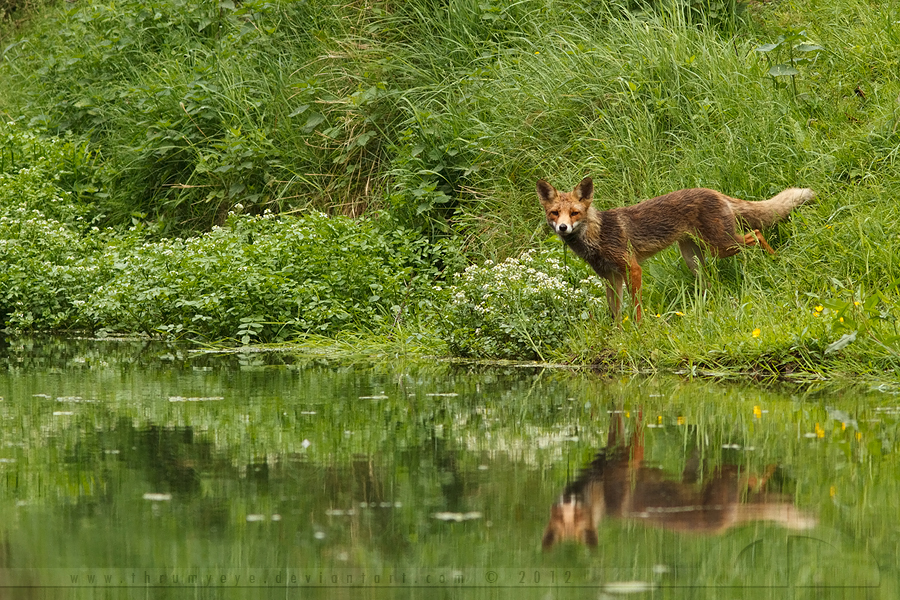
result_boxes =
[543,410,817,550]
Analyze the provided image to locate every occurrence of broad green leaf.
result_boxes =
[754,43,780,53]
[303,112,325,131]
[825,331,857,354]
[821,298,849,312]
[288,104,309,118]
[768,64,800,77]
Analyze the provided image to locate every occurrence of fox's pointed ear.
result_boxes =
[573,177,593,202]
[536,179,557,207]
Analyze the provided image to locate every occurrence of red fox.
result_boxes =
[542,410,817,550]
[537,177,814,321]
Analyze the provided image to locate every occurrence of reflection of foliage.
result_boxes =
[0,342,896,583]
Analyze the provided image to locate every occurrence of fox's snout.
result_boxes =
[544,208,582,236]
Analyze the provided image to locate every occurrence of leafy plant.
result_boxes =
[816,286,900,357]
[440,248,608,360]
[83,211,460,341]
[753,27,823,97]
[0,120,464,340]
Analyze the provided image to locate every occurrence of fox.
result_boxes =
[537,177,815,321]
[542,409,817,550]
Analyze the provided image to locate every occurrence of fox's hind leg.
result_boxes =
[744,230,775,254]
[709,230,776,258]
[677,238,713,291]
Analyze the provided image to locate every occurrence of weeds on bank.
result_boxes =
[0,121,463,342]
[753,26,823,97]
[0,0,771,236]
[85,210,460,342]
[2,0,900,377]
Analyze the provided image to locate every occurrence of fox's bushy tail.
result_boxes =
[730,188,815,229]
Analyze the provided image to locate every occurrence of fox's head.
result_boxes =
[541,495,599,551]
[536,176,593,237]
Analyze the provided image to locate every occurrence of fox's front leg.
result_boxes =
[606,264,642,323]
[605,273,625,320]
[625,257,643,323]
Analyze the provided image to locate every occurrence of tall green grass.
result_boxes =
[3,0,895,238]
[2,0,900,375]
[0,0,802,234]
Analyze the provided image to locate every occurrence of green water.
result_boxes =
[0,338,896,598]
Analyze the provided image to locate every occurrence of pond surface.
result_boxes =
[0,338,897,598]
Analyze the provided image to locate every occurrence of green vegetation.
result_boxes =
[2,0,900,378]
[0,122,459,341]
[440,250,608,361]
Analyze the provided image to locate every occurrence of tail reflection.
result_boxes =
[542,409,816,550]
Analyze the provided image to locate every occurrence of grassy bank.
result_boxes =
[2,0,900,378]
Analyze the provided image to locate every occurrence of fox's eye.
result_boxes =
[549,210,559,217]
[570,211,580,217]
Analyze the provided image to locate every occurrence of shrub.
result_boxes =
[84,211,460,342]
[0,123,108,330]
[441,248,607,360]
[0,118,462,339]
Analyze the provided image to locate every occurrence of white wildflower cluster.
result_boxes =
[0,211,82,254]
[450,249,603,309]
[442,248,606,359]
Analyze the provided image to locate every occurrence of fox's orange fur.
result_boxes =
[537,177,815,321]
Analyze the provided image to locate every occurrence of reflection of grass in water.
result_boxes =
[0,346,896,596]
